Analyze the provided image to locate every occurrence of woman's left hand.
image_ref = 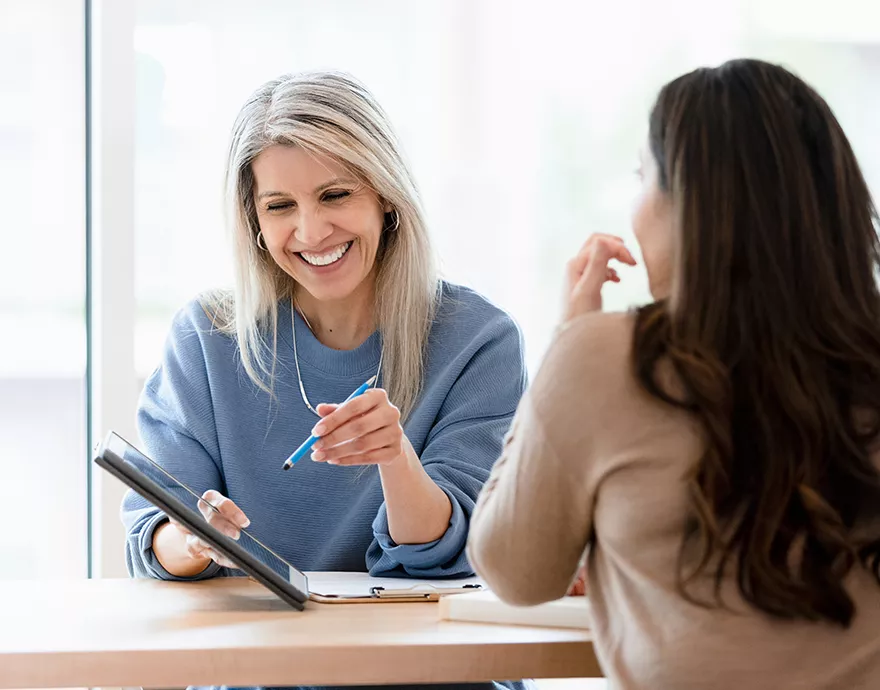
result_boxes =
[567,564,587,596]
[310,388,406,466]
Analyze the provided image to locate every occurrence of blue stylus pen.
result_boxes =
[282,375,378,470]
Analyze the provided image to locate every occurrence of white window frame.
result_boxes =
[88,0,138,579]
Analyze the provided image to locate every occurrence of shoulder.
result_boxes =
[176,290,234,334]
[415,283,527,428]
[165,294,228,346]
[530,310,638,416]
[419,282,526,405]
[154,292,236,377]
[431,281,524,348]
[522,311,645,470]
[552,310,635,370]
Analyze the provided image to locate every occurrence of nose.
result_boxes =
[295,207,333,248]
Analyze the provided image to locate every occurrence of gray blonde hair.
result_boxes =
[206,71,439,419]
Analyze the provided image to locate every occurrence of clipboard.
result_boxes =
[306,571,485,603]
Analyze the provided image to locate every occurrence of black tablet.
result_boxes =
[94,431,309,610]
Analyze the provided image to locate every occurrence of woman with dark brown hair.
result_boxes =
[468,59,880,689]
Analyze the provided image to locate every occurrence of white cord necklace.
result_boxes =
[291,300,382,417]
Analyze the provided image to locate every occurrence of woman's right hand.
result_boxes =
[562,233,637,323]
[153,489,250,574]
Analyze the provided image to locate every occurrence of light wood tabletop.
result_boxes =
[0,577,599,688]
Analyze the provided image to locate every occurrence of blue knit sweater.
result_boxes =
[121,282,528,690]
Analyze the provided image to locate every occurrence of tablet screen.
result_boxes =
[105,432,309,599]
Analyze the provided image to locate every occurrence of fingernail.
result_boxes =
[312,440,323,451]
[241,518,251,528]
[312,450,325,461]
[312,424,325,436]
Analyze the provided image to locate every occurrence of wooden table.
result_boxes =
[0,577,599,688]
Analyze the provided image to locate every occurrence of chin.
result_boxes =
[295,269,369,303]
[648,281,671,302]
[297,282,356,304]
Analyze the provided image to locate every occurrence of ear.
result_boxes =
[382,199,394,213]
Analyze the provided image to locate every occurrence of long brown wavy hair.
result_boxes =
[633,59,880,626]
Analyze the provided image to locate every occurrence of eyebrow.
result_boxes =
[256,178,359,201]
[315,177,358,193]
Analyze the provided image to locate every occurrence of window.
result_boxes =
[0,0,87,579]
[132,0,880,379]
[0,4,877,689]
[0,0,877,585]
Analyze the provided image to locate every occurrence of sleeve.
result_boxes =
[366,314,528,578]
[467,313,625,605]
[121,306,227,581]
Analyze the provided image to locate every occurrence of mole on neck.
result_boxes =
[294,282,376,351]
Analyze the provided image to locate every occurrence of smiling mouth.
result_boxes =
[296,241,354,267]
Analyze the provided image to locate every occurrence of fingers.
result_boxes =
[563,235,635,320]
[579,235,636,269]
[566,233,635,283]
[561,234,636,319]
[183,533,237,569]
[567,578,586,596]
[198,490,250,540]
[312,426,403,465]
[568,237,633,312]
[312,389,400,449]
[315,403,339,418]
[577,238,627,295]
[312,388,387,437]
[169,494,245,569]
[309,388,404,466]
[566,566,588,596]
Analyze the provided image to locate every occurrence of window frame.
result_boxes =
[87,0,139,578]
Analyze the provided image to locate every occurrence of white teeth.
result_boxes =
[301,241,352,267]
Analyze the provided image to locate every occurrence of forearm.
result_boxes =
[469,400,590,605]
[152,521,212,578]
[378,437,452,545]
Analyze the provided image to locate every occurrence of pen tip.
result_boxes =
[282,462,291,471]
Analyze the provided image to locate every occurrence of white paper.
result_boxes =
[439,590,591,629]
[305,570,484,597]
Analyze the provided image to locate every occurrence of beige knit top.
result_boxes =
[468,311,880,690]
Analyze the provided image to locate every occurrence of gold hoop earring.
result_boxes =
[256,231,269,251]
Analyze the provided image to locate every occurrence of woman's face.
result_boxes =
[252,145,387,304]
[632,143,674,300]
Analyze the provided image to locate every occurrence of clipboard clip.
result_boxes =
[369,583,482,599]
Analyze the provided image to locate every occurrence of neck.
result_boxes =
[294,280,377,351]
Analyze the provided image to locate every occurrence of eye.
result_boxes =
[322,189,351,203]
[266,201,294,212]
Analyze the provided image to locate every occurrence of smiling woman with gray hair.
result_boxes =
[121,71,527,690]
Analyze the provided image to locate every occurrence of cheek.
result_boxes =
[257,214,288,242]
[632,188,674,294]
[631,189,655,252]
[344,204,384,249]
[634,187,671,251]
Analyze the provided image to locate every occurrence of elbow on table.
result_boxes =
[494,580,566,607]
[467,534,564,607]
